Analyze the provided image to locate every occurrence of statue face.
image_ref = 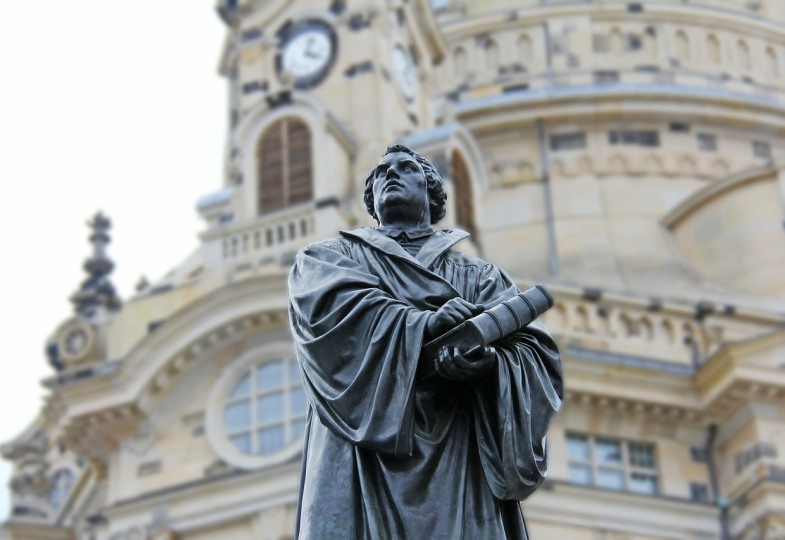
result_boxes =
[371,151,430,226]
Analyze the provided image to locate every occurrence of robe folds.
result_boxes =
[288,227,563,540]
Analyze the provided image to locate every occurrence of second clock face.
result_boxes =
[392,45,417,102]
[278,21,337,88]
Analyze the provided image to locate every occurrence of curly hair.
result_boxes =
[363,144,447,225]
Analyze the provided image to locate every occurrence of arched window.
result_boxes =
[643,32,657,60]
[766,46,780,77]
[575,306,591,333]
[609,28,625,57]
[48,469,75,513]
[736,39,751,72]
[223,357,306,456]
[484,40,500,73]
[454,47,467,78]
[451,151,477,239]
[706,34,721,64]
[517,34,533,65]
[675,30,690,61]
[256,117,313,215]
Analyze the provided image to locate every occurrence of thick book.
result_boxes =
[418,284,554,380]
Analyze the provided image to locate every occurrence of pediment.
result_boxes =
[661,161,785,298]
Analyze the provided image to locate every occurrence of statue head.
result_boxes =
[364,144,447,227]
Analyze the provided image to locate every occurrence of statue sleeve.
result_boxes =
[471,264,564,501]
[288,241,431,457]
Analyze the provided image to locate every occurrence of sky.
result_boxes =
[0,1,227,520]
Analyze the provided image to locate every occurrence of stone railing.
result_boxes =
[204,205,317,267]
[538,289,708,366]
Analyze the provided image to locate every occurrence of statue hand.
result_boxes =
[427,298,484,338]
[434,346,496,381]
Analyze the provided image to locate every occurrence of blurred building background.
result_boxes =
[2,0,785,538]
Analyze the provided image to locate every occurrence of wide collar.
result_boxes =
[340,227,469,269]
[375,226,434,241]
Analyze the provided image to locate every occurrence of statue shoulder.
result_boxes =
[442,248,495,272]
[301,236,355,257]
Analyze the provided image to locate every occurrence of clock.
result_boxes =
[64,328,89,357]
[392,45,417,102]
[277,20,337,88]
[57,319,95,364]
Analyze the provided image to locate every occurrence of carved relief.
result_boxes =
[4,431,52,520]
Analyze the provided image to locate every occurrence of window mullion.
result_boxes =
[284,360,291,444]
[621,441,631,491]
[282,121,290,207]
[250,365,258,454]
[588,435,597,487]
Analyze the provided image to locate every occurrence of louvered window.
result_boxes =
[451,151,477,239]
[256,118,313,214]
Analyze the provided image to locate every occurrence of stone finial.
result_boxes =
[135,275,150,293]
[70,212,122,316]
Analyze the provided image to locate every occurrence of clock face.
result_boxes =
[65,329,89,357]
[278,21,337,88]
[392,45,417,102]
[58,321,94,363]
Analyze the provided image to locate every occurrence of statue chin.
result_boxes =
[378,199,428,228]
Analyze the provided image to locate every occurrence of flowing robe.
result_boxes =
[288,227,563,540]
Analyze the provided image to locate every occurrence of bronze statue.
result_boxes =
[288,144,562,539]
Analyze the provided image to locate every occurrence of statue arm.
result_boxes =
[288,242,431,456]
[470,264,564,501]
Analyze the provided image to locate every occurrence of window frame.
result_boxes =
[206,341,308,470]
[451,150,477,240]
[256,117,313,215]
[566,432,659,496]
[47,467,76,517]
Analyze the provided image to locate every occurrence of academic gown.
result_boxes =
[288,227,563,540]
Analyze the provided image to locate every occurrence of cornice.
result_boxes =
[438,3,785,43]
[102,460,300,527]
[53,274,294,471]
[0,522,74,540]
[695,336,785,418]
[407,0,447,65]
[518,278,785,326]
[528,479,719,538]
[448,83,785,133]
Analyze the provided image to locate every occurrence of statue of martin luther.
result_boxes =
[288,144,563,539]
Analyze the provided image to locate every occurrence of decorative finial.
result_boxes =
[135,275,150,293]
[70,212,121,316]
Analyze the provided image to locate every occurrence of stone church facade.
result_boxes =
[3,0,785,538]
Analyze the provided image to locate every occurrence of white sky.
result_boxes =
[0,1,227,520]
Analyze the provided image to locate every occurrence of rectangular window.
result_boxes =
[734,442,777,474]
[594,70,620,84]
[690,446,707,463]
[753,140,771,159]
[566,433,659,495]
[697,133,717,152]
[593,35,609,53]
[690,482,710,502]
[550,133,586,152]
[608,130,660,147]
